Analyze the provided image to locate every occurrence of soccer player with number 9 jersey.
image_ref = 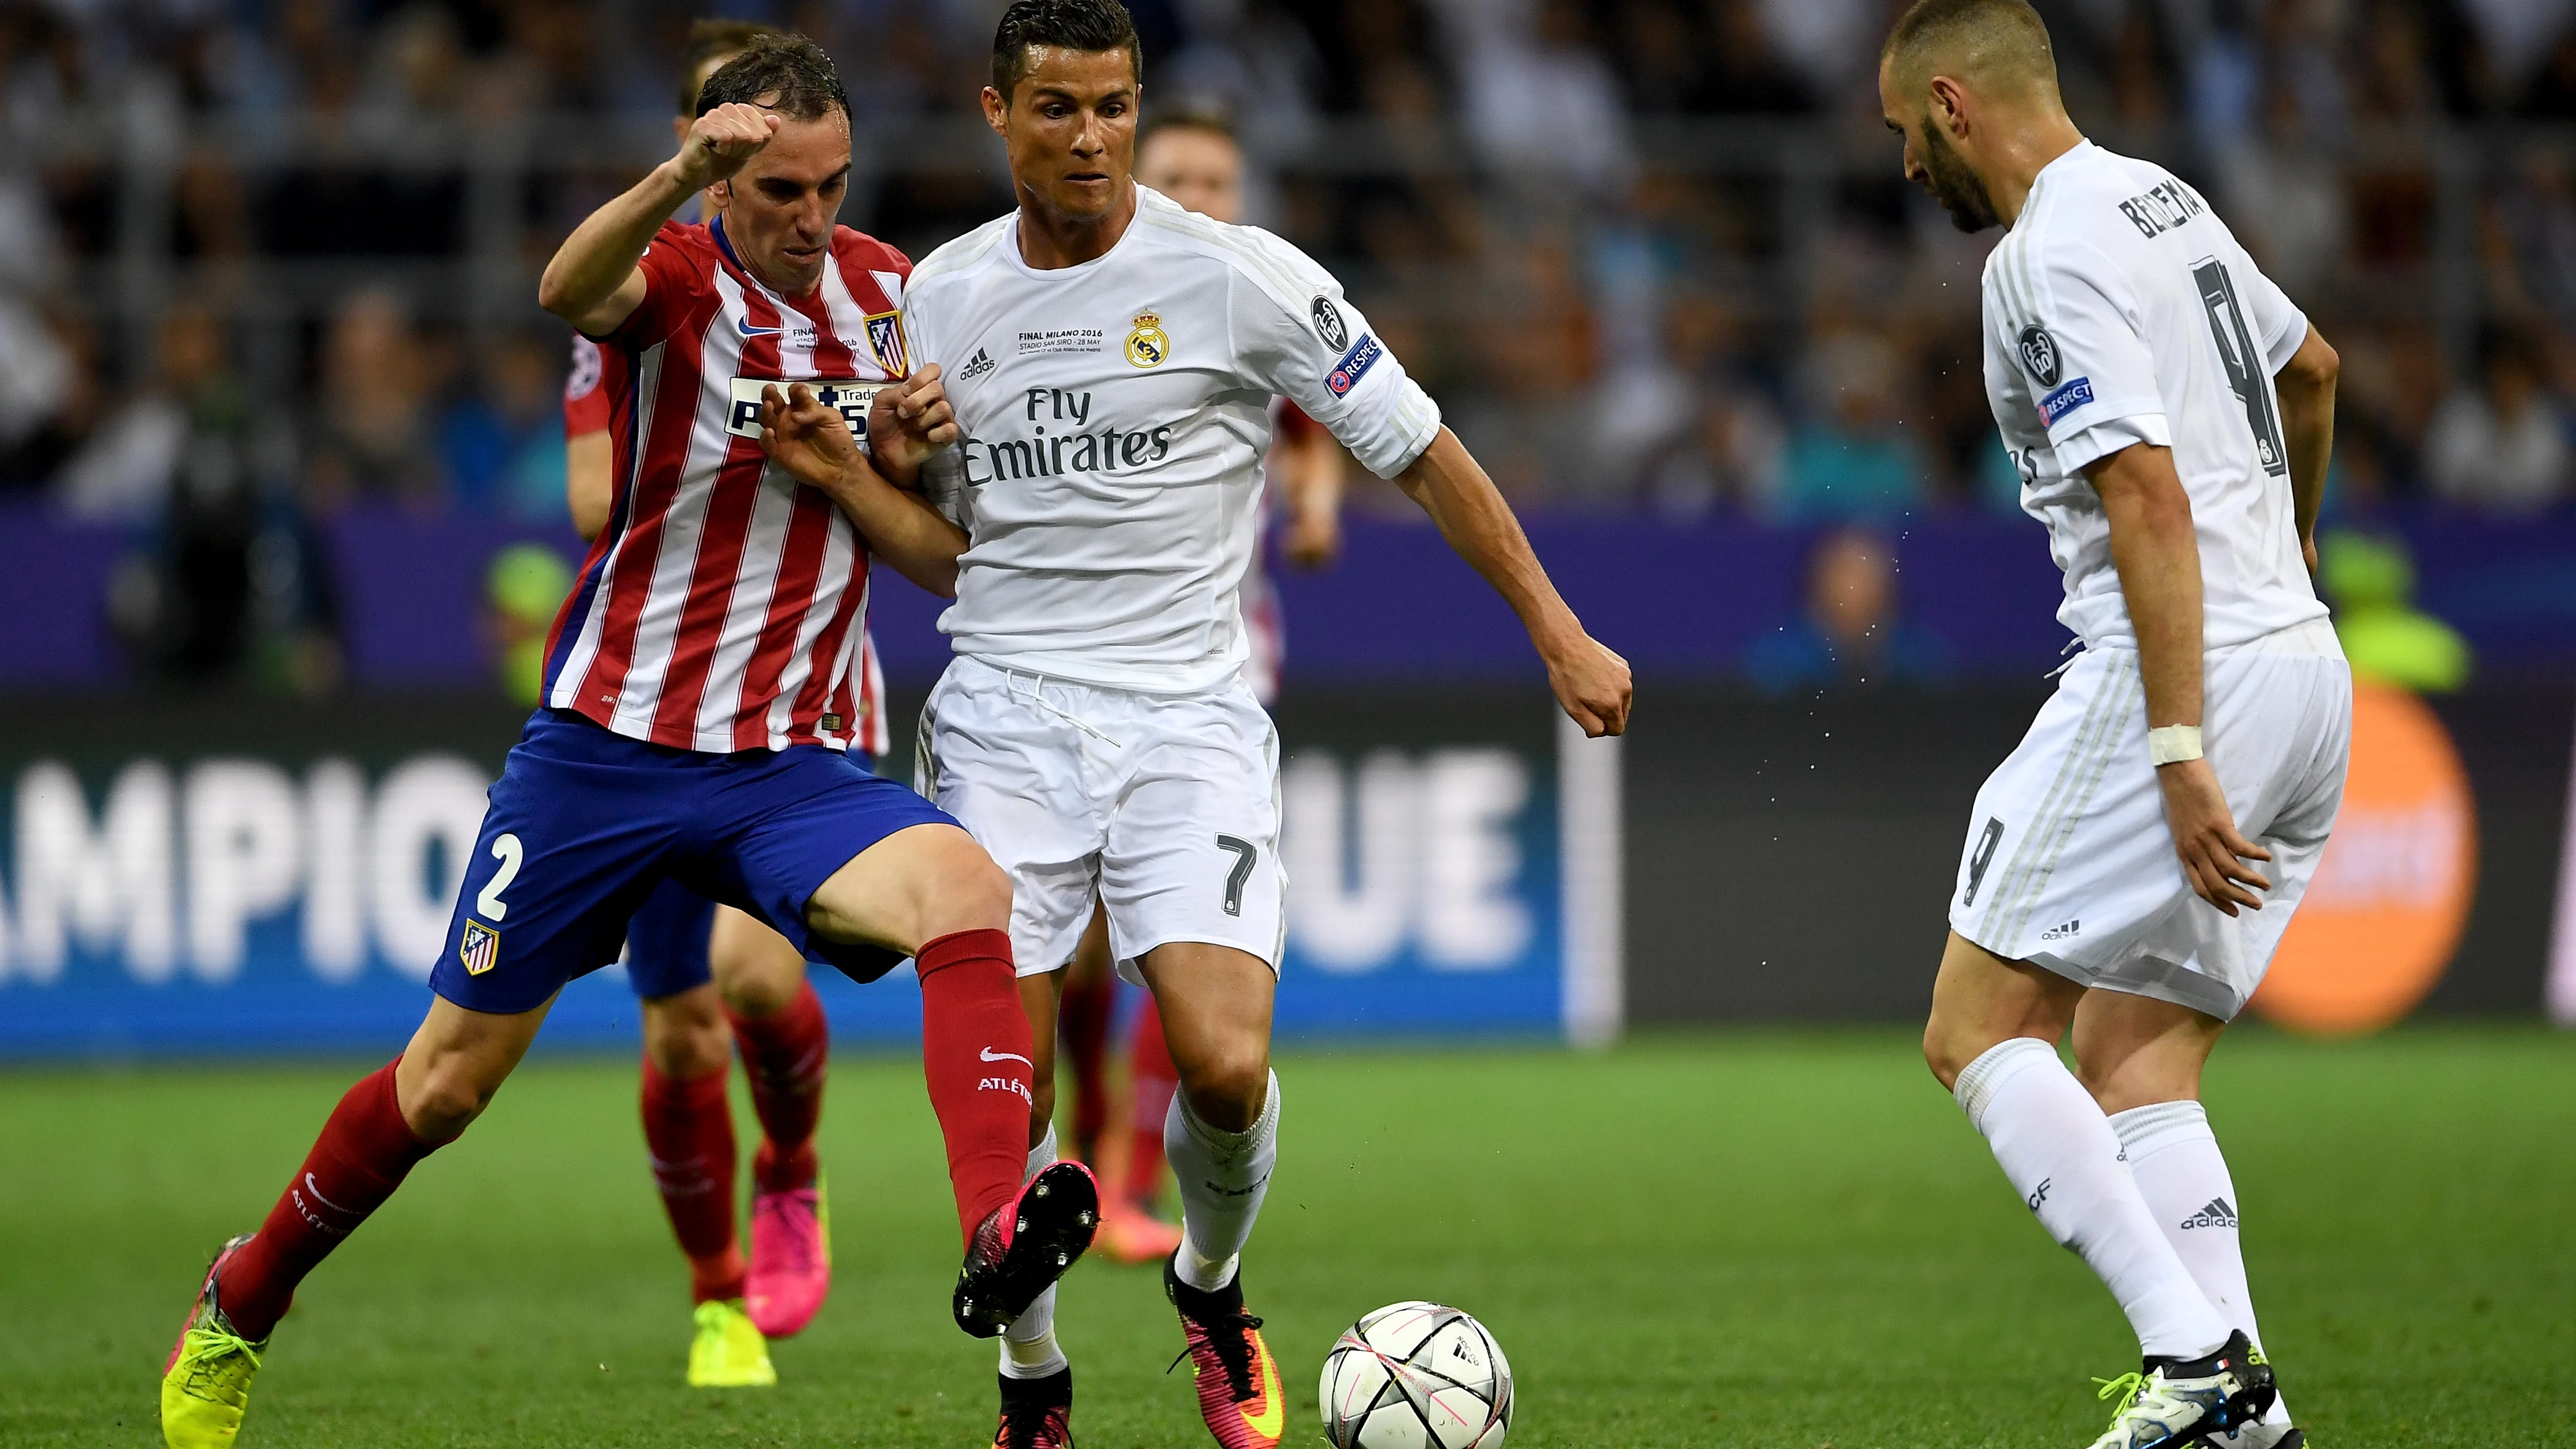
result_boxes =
[1880,2,2346,1446]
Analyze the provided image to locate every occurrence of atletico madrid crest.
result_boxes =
[459,920,501,977]
[864,309,909,376]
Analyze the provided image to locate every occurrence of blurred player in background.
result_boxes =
[159,38,1097,1449]
[1883,2,2346,1446]
[557,18,891,1389]
[1051,106,1349,1268]
[755,6,1629,1445]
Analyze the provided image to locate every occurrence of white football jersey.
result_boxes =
[1982,141,2330,652]
[904,185,1442,693]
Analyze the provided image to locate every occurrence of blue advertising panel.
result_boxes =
[0,693,1618,1058]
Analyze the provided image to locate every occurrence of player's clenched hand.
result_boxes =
[2157,755,2271,916]
[758,383,862,492]
[1547,634,1632,737]
[674,103,781,191]
[865,365,958,480]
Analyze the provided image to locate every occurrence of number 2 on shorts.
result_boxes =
[1215,834,1258,918]
[477,833,524,920]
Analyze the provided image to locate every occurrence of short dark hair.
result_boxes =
[1139,105,1235,153]
[990,0,1142,103]
[679,19,780,117]
[1882,0,2057,94]
[695,32,850,124]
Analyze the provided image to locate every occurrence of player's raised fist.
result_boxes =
[758,383,862,491]
[1548,634,1632,737]
[866,365,960,479]
[675,103,782,191]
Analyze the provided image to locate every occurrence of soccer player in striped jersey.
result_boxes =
[758,6,1630,1446]
[1051,105,1351,1269]
[158,37,1096,1449]
[559,19,876,1387]
[1882,2,2346,1445]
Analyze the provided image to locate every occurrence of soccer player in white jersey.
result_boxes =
[1880,2,2346,1446]
[756,5,1630,1445]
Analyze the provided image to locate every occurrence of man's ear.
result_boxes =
[1929,75,1971,138]
[981,84,1009,136]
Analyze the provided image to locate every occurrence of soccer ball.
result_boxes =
[1319,1301,1512,1449]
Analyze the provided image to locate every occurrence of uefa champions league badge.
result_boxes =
[1126,311,1170,368]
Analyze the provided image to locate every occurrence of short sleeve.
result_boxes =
[2235,254,2310,376]
[1994,236,2167,477]
[1230,240,1441,479]
[563,336,609,438]
[599,222,707,348]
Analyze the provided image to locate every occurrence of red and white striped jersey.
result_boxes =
[544,218,907,755]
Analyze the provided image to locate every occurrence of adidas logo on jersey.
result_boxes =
[958,347,996,380]
[2179,1197,2239,1231]
[2040,919,2081,941]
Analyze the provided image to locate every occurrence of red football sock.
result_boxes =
[1125,994,1179,1210]
[640,1058,746,1303]
[1057,969,1115,1160]
[217,1058,440,1341]
[916,929,1034,1248]
[728,979,827,1193]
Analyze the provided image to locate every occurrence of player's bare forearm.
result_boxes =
[2089,443,2203,729]
[537,161,700,335]
[821,464,968,597]
[2089,441,2271,913]
[759,383,965,596]
[566,430,614,542]
[2274,324,2339,568]
[539,105,781,336]
[1394,427,1632,735]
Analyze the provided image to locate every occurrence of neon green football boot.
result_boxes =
[161,1236,267,1448]
[687,1298,778,1388]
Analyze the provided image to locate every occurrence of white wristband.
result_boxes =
[2148,724,2203,767]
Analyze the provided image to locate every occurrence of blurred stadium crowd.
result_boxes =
[0,0,2568,686]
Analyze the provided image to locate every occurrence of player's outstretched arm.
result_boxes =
[1392,426,1631,736]
[2274,324,2339,577]
[2089,442,2271,916]
[538,103,783,337]
[759,384,969,598]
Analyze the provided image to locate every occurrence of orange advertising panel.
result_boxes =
[2253,683,2476,1034]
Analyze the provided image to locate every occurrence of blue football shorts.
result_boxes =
[618,745,875,1002]
[429,710,947,1016]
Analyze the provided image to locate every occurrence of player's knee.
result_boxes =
[404,1063,498,1142]
[642,994,731,1079]
[931,847,1013,936]
[1181,1042,1271,1131]
[1922,1015,1979,1092]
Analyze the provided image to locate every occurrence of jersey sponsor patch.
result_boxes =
[2017,324,2061,387]
[459,919,501,976]
[1311,294,1348,352]
[1326,332,1384,396]
[1125,310,1170,368]
[726,376,885,441]
[2037,376,2095,427]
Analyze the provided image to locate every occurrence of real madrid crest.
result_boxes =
[1125,310,1170,368]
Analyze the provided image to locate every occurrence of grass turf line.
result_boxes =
[2,1028,2570,1447]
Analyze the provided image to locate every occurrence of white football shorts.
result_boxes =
[1950,618,2352,1020]
[918,656,1286,984]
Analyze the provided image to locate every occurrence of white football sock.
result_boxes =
[2113,1099,2290,1425]
[1953,1038,2232,1360]
[1166,1070,1279,1293]
[1000,1124,1067,1379]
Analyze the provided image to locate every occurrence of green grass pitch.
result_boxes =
[3,1027,2570,1447]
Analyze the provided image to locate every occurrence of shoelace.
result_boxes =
[1167,1309,1266,1399]
[182,1319,264,1389]
[2094,1371,2153,1432]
